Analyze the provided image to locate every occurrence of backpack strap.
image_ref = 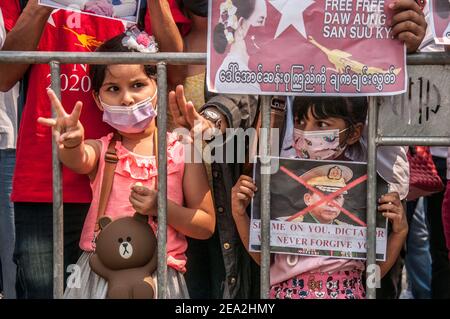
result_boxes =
[95,132,121,231]
[94,129,159,230]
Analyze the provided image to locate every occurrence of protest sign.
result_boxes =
[250,157,388,260]
[207,0,407,96]
[39,0,141,24]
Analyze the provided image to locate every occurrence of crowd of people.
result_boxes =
[0,0,449,300]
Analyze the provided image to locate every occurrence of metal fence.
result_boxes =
[1,51,449,300]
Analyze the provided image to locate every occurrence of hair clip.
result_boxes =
[122,26,159,53]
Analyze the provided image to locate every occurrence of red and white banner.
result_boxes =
[207,0,407,96]
[429,0,450,45]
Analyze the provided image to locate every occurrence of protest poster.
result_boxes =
[207,0,407,96]
[250,157,389,261]
[429,0,450,45]
[39,0,141,24]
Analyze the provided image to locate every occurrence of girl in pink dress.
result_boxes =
[38,29,215,299]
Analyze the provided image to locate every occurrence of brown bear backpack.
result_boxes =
[89,133,158,299]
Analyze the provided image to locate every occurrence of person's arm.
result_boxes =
[170,160,215,239]
[146,0,185,89]
[130,149,216,240]
[376,192,408,278]
[199,93,259,131]
[169,85,259,138]
[37,89,101,177]
[231,175,261,265]
[0,0,52,92]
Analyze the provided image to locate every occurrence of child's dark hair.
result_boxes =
[293,97,368,127]
[90,32,157,93]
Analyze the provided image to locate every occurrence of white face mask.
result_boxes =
[293,128,349,160]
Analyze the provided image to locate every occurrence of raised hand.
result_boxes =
[37,89,84,150]
[168,85,216,142]
[389,0,427,53]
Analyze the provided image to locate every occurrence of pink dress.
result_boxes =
[79,132,188,273]
[269,254,366,299]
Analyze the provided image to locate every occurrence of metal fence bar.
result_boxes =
[0,52,448,301]
[50,61,64,299]
[156,62,168,299]
[366,97,378,299]
[260,96,272,299]
[378,137,450,146]
[406,52,450,65]
[0,52,448,65]
[0,52,206,65]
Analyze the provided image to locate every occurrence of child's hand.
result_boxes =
[389,0,427,53]
[37,89,84,150]
[169,85,218,143]
[130,182,157,216]
[378,192,408,236]
[231,175,257,217]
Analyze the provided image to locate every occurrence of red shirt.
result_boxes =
[1,2,190,203]
[0,0,19,32]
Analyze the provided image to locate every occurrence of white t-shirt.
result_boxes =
[0,8,19,150]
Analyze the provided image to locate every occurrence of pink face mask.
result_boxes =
[100,90,157,134]
[293,128,348,160]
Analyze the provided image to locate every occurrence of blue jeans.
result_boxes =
[14,203,88,299]
[405,198,432,299]
[0,149,17,299]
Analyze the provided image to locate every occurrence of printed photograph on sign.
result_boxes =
[250,157,389,261]
[207,0,407,96]
[429,0,450,45]
[39,0,141,24]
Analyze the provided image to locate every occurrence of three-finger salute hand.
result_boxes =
[37,89,84,149]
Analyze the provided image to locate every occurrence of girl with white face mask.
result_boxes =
[231,97,409,299]
[38,29,215,299]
